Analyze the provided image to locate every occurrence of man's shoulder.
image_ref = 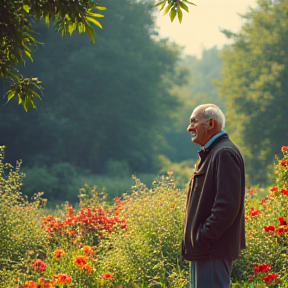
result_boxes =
[211,138,243,159]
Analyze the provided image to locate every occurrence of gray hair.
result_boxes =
[202,106,225,129]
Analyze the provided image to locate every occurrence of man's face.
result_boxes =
[187,107,210,146]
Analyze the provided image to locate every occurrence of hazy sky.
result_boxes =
[155,0,258,57]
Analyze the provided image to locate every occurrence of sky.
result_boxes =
[155,0,258,57]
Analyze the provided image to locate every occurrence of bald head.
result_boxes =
[196,104,225,130]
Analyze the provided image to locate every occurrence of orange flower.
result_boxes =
[82,264,93,273]
[38,277,55,288]
[21,281,38,288]
[281,146,288,152]
[31,259,46,271]
[114,197,121,205]
[73,255,88,266]
[53,273,72,285]
[54,248,66,258]
[100,272,113,279]
[167,170,173,175]
[83,245,93,255]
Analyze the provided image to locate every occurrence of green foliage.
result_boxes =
[218,0,288,184]
[155,0,196,23]
[0,0,182,178]
[22,162,78,203]
[2,144,288,287]
[232,145,288,287]
[0,0,106,111]
[102,175,189,287]
[0,146,49,287]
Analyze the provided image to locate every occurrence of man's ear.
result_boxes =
[208,118,214,130]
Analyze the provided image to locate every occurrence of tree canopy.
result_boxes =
[218,0,288,184]
[0,0,196,112]
[0,0,183,176]
[1,0,105,111]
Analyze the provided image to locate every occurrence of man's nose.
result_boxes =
[187,124,193,132]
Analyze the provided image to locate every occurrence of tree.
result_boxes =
[163,47,224,162]
[0,0,105,111]
[0,0,182,175]
[0,0,197,112]
[218,0,288,184]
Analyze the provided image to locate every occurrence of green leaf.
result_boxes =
[88,12,105,18]
[169,8,177,22]
[23,97,35,112]
[95,6,107,10]
[44,15,50,26]
[23,5,30,13]
[163,3,172,15]
[5,90,16,102]
[85,23,95,43]
[154,0,166,7]
[86,16,102,29]
[24,50,33,62]
[159,2,166,12]
[179,1,189,12]
[178,8,183,23]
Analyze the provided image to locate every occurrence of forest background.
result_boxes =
[0,0,287,205]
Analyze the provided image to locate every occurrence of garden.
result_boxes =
[0,145,288,288]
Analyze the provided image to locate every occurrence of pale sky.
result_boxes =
[156,0,258,57]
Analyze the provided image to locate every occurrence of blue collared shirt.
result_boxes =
[202,130,226,150]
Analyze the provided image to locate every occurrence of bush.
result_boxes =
[102,174,189,287]
[232,146,288,287]
[22,162,78,204]
[0,146,49,287]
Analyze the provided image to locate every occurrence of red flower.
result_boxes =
[53,273,72,285]
[278,217,287,226]
[280,159,288,166]
[21,281,38,288]
[73,255,88,266]
[270,186,278,192]
[253,263,271,273]
[248,207,260,217]
[31,259,46,271]
[264,225,276,232]
[260,198,266,205]
[54,248,66,258]
[83,245,93,255]
[263,273,278,283]
[281,188,288,196]
[100,273,113,279]
[277,227,286,234]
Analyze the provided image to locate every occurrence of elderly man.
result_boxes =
[181,104,245,288]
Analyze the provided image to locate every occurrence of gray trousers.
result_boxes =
[189,259,232,288]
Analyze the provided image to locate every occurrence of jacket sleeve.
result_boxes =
[201,148,243,243]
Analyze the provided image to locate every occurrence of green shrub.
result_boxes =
[22,162,79,204]
[102,174,189,287]
[232,146,288,287]
[0,146,49,287]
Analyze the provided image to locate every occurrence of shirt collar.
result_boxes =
[202,130,226,150]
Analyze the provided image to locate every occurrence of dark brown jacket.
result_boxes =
[181,134,246,261]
